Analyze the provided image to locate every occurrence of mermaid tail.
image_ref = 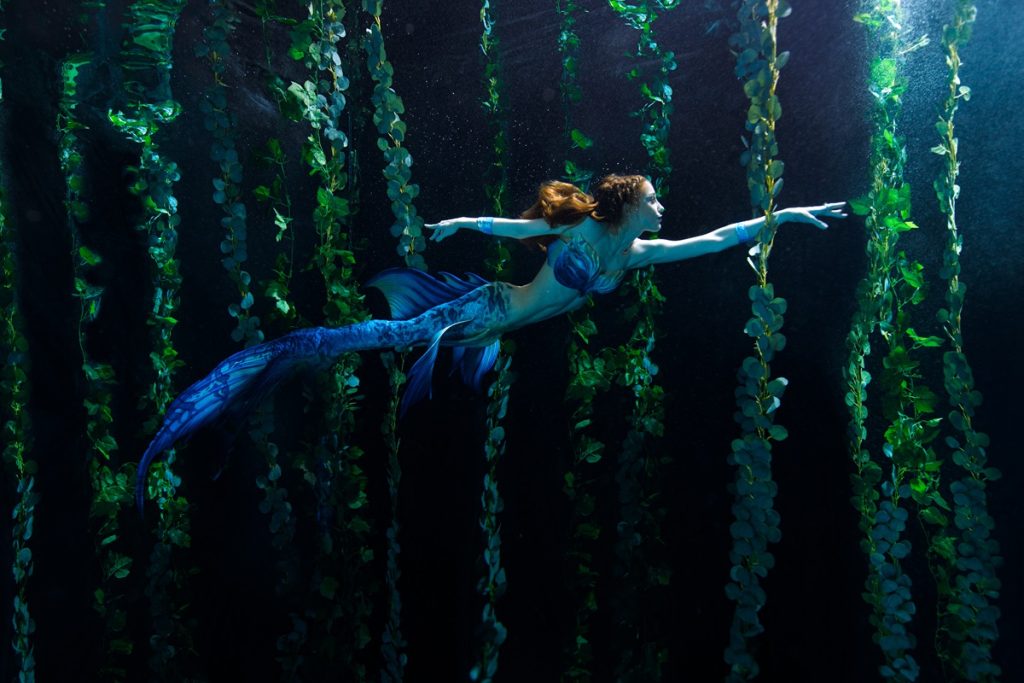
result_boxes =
[136,269,504,510]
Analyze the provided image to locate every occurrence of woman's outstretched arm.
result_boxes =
[627,202,846,268]
[425,216,565,241]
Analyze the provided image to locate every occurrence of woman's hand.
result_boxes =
[776,202,848,229]
[425,218,469,242]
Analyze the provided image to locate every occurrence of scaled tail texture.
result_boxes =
[135,330,325,511]
[136,269,503,511]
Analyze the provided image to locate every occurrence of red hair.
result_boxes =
[519,174,648,249]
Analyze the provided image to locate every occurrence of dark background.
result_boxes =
[0,0,1021,681]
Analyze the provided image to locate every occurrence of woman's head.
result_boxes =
[521,180,599,227]
[589,174,650,228]
[519,173,661,247]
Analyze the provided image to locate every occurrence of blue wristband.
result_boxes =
[734,224,752,244]
[477,217,494,235]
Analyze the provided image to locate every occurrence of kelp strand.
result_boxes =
[846,1,930,679]
[110,1,194,678]
[362,2,415,676]
[932,3,1002,679]
[199,0,262,348]
[363,0,426,270]
[292,2,373,678]
[470,3,511,681]
[63,45,135,680]
[1,4,37,678]
[557,1,604,679]
[722,1,789,679]
[606,1,676,679]
[246,6,305,679]
[379,352,408,682]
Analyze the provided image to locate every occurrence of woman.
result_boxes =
[135,174,845,509]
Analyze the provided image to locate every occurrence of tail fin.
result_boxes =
[135,336,301,512]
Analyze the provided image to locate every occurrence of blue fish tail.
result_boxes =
[135,330,328,511]
[136,270,504,511]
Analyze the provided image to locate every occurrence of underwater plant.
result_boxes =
[470,5,511,682]
[287,2,375,677]
[606,1,677,679]
[244,6,310,678]
[378,351,409,683]
[930,2,1002,679]
[364,0,426,271]
[845,1,942,680]
[1,7,37,681]
[199,1,262,349]
[722,1,790,680]
[362,1,421,676]
[62,43,137,680]
[556,2,606,679]
[109,1,195,678]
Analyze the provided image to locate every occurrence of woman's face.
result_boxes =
[626,180,665,234]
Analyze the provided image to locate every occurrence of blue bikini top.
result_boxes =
[547,233,624,295]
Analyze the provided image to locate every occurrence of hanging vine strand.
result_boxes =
[109,1,194,678]
[606,1,677,679]
[379,352,409,682]
[1,4,38,679]
[931,2,1002,679]
[722,1,790,679]
[361,1,418,676]
[285,2,374,677]
[199,0,262,349]
[62,44,136,680]
[556,2,607,679]
[845,1,937,680]
[470,3,512,681]
[364,0,426,270]
[245,5,307,679]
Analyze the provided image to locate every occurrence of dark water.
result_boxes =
[0,0,1021,681]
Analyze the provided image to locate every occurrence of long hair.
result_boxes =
[519,174,648,249]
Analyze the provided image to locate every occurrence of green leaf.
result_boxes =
[570,128,593,150]
[78,245,102,266]
[848,195,871,216]
[319,576,338,600]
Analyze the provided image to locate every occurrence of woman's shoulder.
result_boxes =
[559,215,601,238]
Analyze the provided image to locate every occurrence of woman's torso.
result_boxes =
[502,217,633,329]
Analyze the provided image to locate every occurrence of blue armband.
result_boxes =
[476,217,494,235]
[734,224,753,244]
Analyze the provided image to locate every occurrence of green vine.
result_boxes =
[931,3,1002,679]
[471,4,512,680]
[479,0,511,275]
[722,1,790,679]
[561,304,609,682]
[380,352,408,682]
[244,6,309,678]
[110,1,193,678]
[62,47,135,680]
[606,2,676,679]
[254,3,302,333]
[1,5,38,678]
[470,347,514,683]
[557,4,605,679]
[363,0,426,270]
[286,3,374,678]
[846,2,936,680]
[198,0,263,348]
[360,2,418,674]
[557,0,594,189]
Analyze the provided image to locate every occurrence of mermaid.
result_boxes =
[135,173,845,509]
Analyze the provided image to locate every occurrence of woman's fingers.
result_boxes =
[817,201,848,216]
[425,222,449,241]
